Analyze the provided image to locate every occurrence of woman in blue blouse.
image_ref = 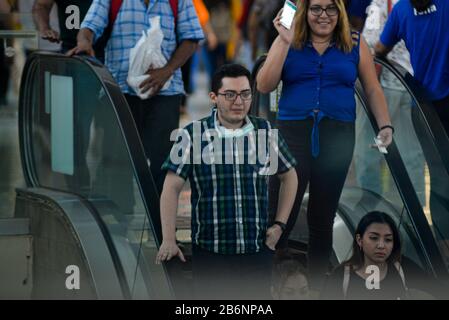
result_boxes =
[257,0,393,291]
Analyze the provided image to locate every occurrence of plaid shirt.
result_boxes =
[81,0,204,95]
[162,109,297,254]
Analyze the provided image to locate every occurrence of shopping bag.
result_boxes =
[127,16,172,99]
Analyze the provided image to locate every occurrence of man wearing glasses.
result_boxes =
[156,64,298,300]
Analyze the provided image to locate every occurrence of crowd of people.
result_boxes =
[1,0,448,300]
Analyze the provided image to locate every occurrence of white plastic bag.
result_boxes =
[127,16,172,99]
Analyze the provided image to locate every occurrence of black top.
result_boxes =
[323,263,408,300]
[55,0,107,58]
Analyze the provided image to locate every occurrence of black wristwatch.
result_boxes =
[273,221,287,232]
[379,125,395,134]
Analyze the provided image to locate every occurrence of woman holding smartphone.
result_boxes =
[257,0,393,292]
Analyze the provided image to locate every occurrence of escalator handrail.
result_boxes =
[356,74,448,279]
[251,54,448,279]
[355,76,447,280]
[250,54,273,120]
[18,52,135,299]
[19,52,163,242]
[18,52,171,298]
[17,187,125,299]
[373,56,449,176]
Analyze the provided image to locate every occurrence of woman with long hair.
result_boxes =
[256,0,393,291]
[323,211,408,300]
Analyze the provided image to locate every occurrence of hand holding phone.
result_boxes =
[280,0,297,30]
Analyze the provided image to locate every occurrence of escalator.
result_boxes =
[251,55,449,298]
[10,52,173,299]
[2,48,448,299]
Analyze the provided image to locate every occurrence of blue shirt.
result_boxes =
[348,0,373,19]
[81,0,204,96]
[380,0,449,100]
[278,33,360,156]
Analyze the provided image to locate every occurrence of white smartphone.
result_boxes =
[280,0,297,30]
[374,137,388,154]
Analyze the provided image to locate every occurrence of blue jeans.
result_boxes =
[125,94,181,194]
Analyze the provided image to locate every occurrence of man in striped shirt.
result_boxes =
[71,0,204,194]
[156,64,298,299]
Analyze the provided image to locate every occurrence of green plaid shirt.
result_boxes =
[162,109,296,254]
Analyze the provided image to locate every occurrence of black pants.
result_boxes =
[192,244,274,300]
[433,95,449,137]
[269,118,355,289]
[125,94,181,194]
[181,57,192,106]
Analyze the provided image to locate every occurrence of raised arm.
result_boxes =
[358,36,393,147]
[256,10,294,94]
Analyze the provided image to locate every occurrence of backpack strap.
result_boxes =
[394,261,409,293]
[101,0,123,47]
[169,0,178,27]
[108,0,176,31]
[343,265,351,300]
[104,0,178,47]
[387,0,393,15]
[109,0,124,26]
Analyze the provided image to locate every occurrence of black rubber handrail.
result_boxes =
[251,55,449,282]
[374,56,449,176]
[354,81,446,278]
[18,52,172,298]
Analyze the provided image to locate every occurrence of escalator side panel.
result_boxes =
[18,53,173,299]
[251,55,449,286]
[15,188,123,299]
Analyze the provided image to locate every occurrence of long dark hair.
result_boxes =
[343,211,402,270]
[410,0,432,11]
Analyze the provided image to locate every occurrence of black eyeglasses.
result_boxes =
[217,90,252,101]
[309,5,339,17]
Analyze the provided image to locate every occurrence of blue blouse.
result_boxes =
[278,32,361,157]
